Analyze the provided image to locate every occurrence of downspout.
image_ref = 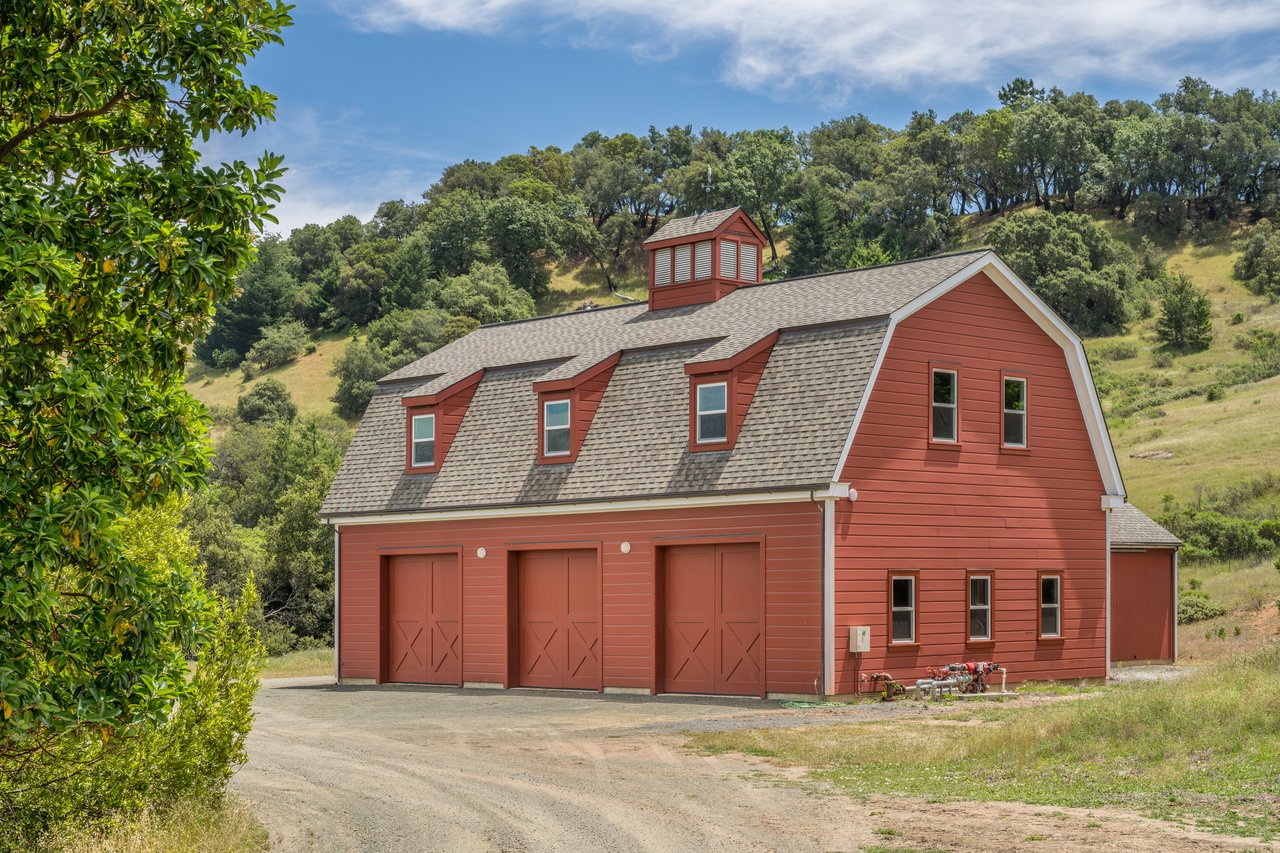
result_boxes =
[808,489,837,700]
[1104,506,1112,678]
[1172,549,1180,662]
[333,525,340,682]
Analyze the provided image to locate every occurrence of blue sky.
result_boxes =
[214,1,1280,235]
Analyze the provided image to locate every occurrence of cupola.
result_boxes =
[643,207,766,310]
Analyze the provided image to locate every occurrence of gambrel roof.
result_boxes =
[322,250,1125,519]
[1109,503,1181,549]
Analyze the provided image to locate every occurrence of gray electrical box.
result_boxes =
[849,626,871,654]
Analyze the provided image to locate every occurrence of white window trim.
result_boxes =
[931,368,958,443]
[410,413,435,468]
[1003,376,1028,448]
[890,575,916,644]
[543,399,572,457]
[1040,574,1062,638]
[968,574,992,641]
[695,381,729,444]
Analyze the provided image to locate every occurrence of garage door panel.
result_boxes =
[386,554,459,685]
[518,549,599,689]
[663,543,763,696]
[1111,551,1174,662]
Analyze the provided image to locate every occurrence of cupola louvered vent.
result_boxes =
[643,207,766,310]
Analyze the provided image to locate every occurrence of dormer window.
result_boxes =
[695,382,728,444]
[411,414,435,467]
[543,399,571,457]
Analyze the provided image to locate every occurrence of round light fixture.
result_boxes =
[476,547,487,559]
[620,541,632,554]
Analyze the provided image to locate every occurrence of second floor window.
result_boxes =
[1040,574,1062,638]
[543,400,571,456]
[1004,378,1027,447]
[696,382,728,443]
[411,414,435,467]
[931,369,957,442]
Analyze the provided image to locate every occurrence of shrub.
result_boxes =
[1152,352,1174,368]
[1178,588,1227,623]
[1230,311,1246,325]
[244,320,308,371]
[1156,274,1213,349]
[1205,384,1225,402]
[209,348,242,369]
[1160,500,1278,562]
[1098,341,1139,361]
[235,379,297,425]
[1234,219,1280,297]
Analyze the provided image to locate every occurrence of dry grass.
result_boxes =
[1179,556,1280,664]
[538,259,647,315]
[185,331,356,421]
[260,646,335,679]
[44,796,267,853]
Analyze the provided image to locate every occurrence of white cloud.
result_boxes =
[199,106,451,235]
[336,0,1280,99]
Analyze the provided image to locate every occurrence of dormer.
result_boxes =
[532,353,620,464]
[644,207,766,311]
[400,370,484,474]
[685,332,778,452]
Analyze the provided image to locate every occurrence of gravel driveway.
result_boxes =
[234,677,1266,853]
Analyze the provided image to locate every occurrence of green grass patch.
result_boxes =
[689,646,1280,841]
[42,796,267,853]
[260,646,334,679]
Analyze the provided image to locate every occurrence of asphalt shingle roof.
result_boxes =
[323,250,992,518]
[642,207,741,245]
[1109,503,1181,549]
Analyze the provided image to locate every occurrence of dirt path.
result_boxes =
[234,678,1272,852]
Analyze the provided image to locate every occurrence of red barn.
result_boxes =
[321,207,1174,698]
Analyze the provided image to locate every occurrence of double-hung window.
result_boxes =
[411,414,435,468]
[1040,574,1062,638]
[931,369,958,442]
[695,382,728,444]
[968,575,992,641]
[1003,377,1027,448]
[890,575,916,644]
[543,400,571,457]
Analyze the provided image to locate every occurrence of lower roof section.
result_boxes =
[321,321,887,518]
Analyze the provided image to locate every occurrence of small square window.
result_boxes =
[696,382,728,444]
[1040,575,1061,638]
[543,399,571,457]
[890,575,915,643]
[1004,378,1027,447]
[411,414,435,467]
[931,369,957,442]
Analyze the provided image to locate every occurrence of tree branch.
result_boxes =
[0,90,130,162]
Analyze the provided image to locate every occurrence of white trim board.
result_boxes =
[327,486,849,527]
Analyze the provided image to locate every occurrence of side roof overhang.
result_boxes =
[830,252,1127,501]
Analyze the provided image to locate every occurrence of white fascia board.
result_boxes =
[830,320,898,482]
[822,496,836,696]
[832,251,1125,500]
[325,487,836,527]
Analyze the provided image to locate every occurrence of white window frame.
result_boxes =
[968,574,992,641]
[695,381,729,444]
[931,368,958,442]
[1040,574,1062,639]
[1003,376,1028,448]
[542,399,571,457]
[410,413,436,468]
[890,575,916,644]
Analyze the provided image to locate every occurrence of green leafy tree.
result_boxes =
[1156,274,1214,349]
[726,128,801,261]
[424,190,491,277]
[183,492,264,603]
[0,0,289,756]
[244,319,308,371]
[985,211,1152,335]
[787,182,840,276]
[380,229,437,313]
[330,308,452,418]
[1235,219,1280,297]
[236,378,297,424]
[195,235,301,363]
[434,262,536,324]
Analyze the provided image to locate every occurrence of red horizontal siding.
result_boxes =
[837,272,1108,691]
[338,501,823,695]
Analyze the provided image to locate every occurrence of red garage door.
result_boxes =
[518,549,600,689]
[1111,549,1175,663]
[663,543,763,697]
[386,554,461,684]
